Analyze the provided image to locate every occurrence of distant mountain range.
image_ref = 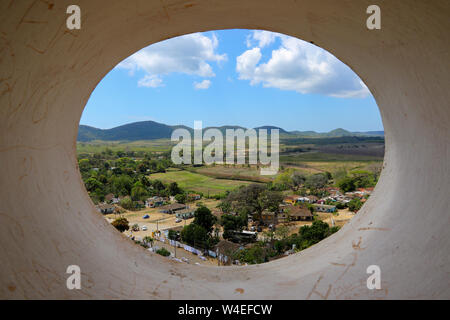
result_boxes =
[77,120,384,142]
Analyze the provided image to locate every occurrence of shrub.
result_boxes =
[111,217,129,233]
[174,193,187,204]
[233,245,266,264]
[156,247,171,257]
[348,198,363,213]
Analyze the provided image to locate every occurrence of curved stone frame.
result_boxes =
[0,0,449,299]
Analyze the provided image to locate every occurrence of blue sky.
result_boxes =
[80,29,383,132]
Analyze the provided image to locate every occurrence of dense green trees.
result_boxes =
[271,171,294,190]
[258,190,284,213]
[168,229,180,241]
[305,173,329,190]
[232,221,339,265]
[219,184,283,221]
[77,151,188,206]
[131,182,147,201]
[111,175,133,196]
[84,177,102,192]
[337,176,356,192]
[119,196,133,210]
[351,170,376,188]
[348,198,363,212]
[232,244,266,264]
[193,206,217,234]
[300,220,333,244]
[274,220,339,254]
[111,217,130,232]
[78,158,91,172]
[168,182,182,196]
[180,206,218,249]
[337,170,376,192]
[221,214,247,240]
[274,225,289,240]
[291,172,306,190]
[180,223,209,248]
[174,193,187,204]
[269,170,332,192]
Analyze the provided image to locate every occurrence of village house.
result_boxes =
[297,196,313,203]
[135,200,145,209]
[312,204,337,213]
[104,193,115,203]
[357,187,374,194]
[159,203,187,214]
[283,195,299,204]
[187,193,202,201]
[260,210,278,226]
[344,192,358,199]
[281,204,313,221]
[276,211,289,224]
[145,196,164,208]
[96,203,115,214]
[111,197,120,204]
[306,195,319,203]
[175,208,196,220]
[326,187,341,197]
[104,193,120,204]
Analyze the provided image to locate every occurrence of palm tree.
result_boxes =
[143,236,154,248]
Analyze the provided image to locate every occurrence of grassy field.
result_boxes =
[77,139,174,154]
[149,168,255,196]
[77,138,384,192]
[280,152,382,162]
[192,165,275,183]
[191,159,383,181]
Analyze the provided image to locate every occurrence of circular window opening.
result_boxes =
[77,29,384,266]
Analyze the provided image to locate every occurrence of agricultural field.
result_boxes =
[77,139,174,155]
[77,135,384,198]
[192,165,275,183]
[280,157,383,176]
[148,168,256,196]
[190,159,382,183]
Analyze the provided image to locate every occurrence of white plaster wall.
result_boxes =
[0,0,449,299]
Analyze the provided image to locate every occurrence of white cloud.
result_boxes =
[246,30,278,48]
[238,32,370,98]
[194,79,211,90]
[137,75,164,88]
[236,47,262,82]
[118,33,226,87]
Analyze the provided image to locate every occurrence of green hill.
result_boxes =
[77,120,384,142]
